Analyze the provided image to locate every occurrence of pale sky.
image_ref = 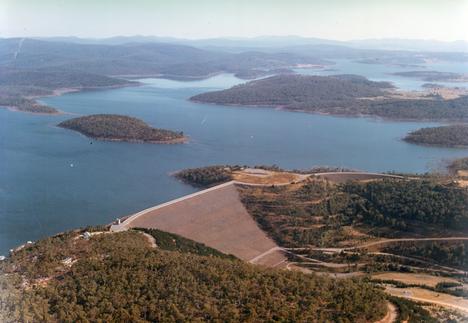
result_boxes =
[1,0,468,41]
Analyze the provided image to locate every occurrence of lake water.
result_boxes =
[1,65,468,254]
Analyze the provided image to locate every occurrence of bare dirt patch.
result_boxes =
[456,180,468,188]
[385,286,468,314]
[232,170,305,185]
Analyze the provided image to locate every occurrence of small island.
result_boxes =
[58,114,186,144]
[404,124,468,147]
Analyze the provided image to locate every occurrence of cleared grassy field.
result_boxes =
[372,272,460,288]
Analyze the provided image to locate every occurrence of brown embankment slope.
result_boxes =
[110,171,406,268]
[112,182,286,267]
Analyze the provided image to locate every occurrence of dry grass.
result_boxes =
[232,170,304,185]
[386,87,468,100]
[373,272,460,288]
[385,286,468,313]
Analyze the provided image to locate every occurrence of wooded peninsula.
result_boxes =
[191,74,468,121]
[404,124,468,147]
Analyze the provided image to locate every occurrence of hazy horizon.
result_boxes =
[2,0,468,42]
[6,34,468,44]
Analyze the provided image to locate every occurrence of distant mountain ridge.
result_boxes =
[30,35,468,52]
[0,38,325,78]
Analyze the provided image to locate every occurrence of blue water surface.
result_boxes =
[1,71,468,254]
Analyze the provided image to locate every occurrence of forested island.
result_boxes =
[0,229,387,322]
[58,114,186,143]
[191,74,468,121]
[404,124,468,147]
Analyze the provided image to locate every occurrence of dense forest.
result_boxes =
[191,74,468,121]
[342,179,468,230]
[404,124,468,147]
[58,114,185,143]
[0,229,388,322]
[382,240,468,270]
[239,178,468,247]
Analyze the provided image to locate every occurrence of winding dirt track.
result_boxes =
[375,302,398,323]
[348,237,468,251]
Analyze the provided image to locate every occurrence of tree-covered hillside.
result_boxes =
[342,179,468,230]
[239,178,468,247]
[0,230,387,322]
